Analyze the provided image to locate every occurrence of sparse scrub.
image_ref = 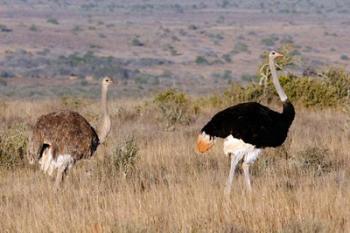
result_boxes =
[290,147,333,175]
[222,53,232,63]
[29,24,38,31]
[153,89,198,129]
[164,44,180,56]
[0,98,349,232]
[195,56,209,65]
[47,17,59,25]
[212,70,233,81]
[1,2,350,230]
[0,24,12,32]
[241,73,257,82]
[261,34,279,46]
[72,25,82,34]
[108,136,139,177]
[188,24,198,30]
[231,41,249,54]
[340,54,349,60]
[131,36,144,46]
[60,96,87,110]
[221,71,350,108]
[0,123,28,169]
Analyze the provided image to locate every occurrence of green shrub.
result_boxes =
[222,53,232,63]
[340,54,349,60]
[289,147,333,175]
[60,96,87,110]
[0,24,12,32]
[324,68,350,98]
[47,17,59,25]
[0,123,28,169]
[222,82,263,105]
[72,25,82,33]
[206,67,350,109]
[261,34,279,46]
[231,42,249,54]
[29,24,38,32]
[154,89,198,129]
[131,37,144,46]
[110,136,139,177]
[195,56,209,65]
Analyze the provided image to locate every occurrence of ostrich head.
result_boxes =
[196,132,215,153]
[269,50,284,60]
[102,76,113,87]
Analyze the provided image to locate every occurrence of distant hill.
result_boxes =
[0,0,349,98]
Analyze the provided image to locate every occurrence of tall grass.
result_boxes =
[0,98,348,232]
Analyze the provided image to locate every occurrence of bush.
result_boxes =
[0,123,28,169]
[60,96,87,110]
[212,70,233,81]
[231,42,249,54]
[289,147,333,175]
[222,71,350,108]
[195,56,209,65]
[222,53,232,63]
[340,54,349,60]
[154,89,198,129]
[29,24,38,32]
[47,17,59,25]
[0,24,12,32]
[261,34,279,46]
[110,136,139,177]
[131,37,144,46]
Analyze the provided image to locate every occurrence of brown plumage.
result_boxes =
[29,111,99,161]
[27,77,113,189]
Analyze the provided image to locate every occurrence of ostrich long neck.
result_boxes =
[98,84,111,144]
[269,58,288,102]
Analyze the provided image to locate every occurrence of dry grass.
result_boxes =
[0,99,349,233]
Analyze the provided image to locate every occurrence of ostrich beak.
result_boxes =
[275,52,284,58]
[195,133,215,153]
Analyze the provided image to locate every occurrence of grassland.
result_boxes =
[0,97,349,232]
[0,1,350,232]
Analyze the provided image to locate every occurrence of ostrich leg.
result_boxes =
[54,167,65,191]
[242,163,252,192]
[54,156,74,191]
[224,152,243,195]
[242,149,261,192]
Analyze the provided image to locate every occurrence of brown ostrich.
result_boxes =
[27,77,113,189]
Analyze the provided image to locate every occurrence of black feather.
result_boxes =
[201,101,295,148]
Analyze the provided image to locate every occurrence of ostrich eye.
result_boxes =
[272,52,275,55]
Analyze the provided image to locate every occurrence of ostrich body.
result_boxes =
[27,77,112,189]
[196,51,295,194]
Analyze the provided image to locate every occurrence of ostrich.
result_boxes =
[27,77,113,189]
[196,51,295,194]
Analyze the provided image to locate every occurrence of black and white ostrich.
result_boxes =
[196,51,295,194]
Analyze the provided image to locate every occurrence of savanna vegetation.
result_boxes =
[1,1,350,232]
[0,63,349,232]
